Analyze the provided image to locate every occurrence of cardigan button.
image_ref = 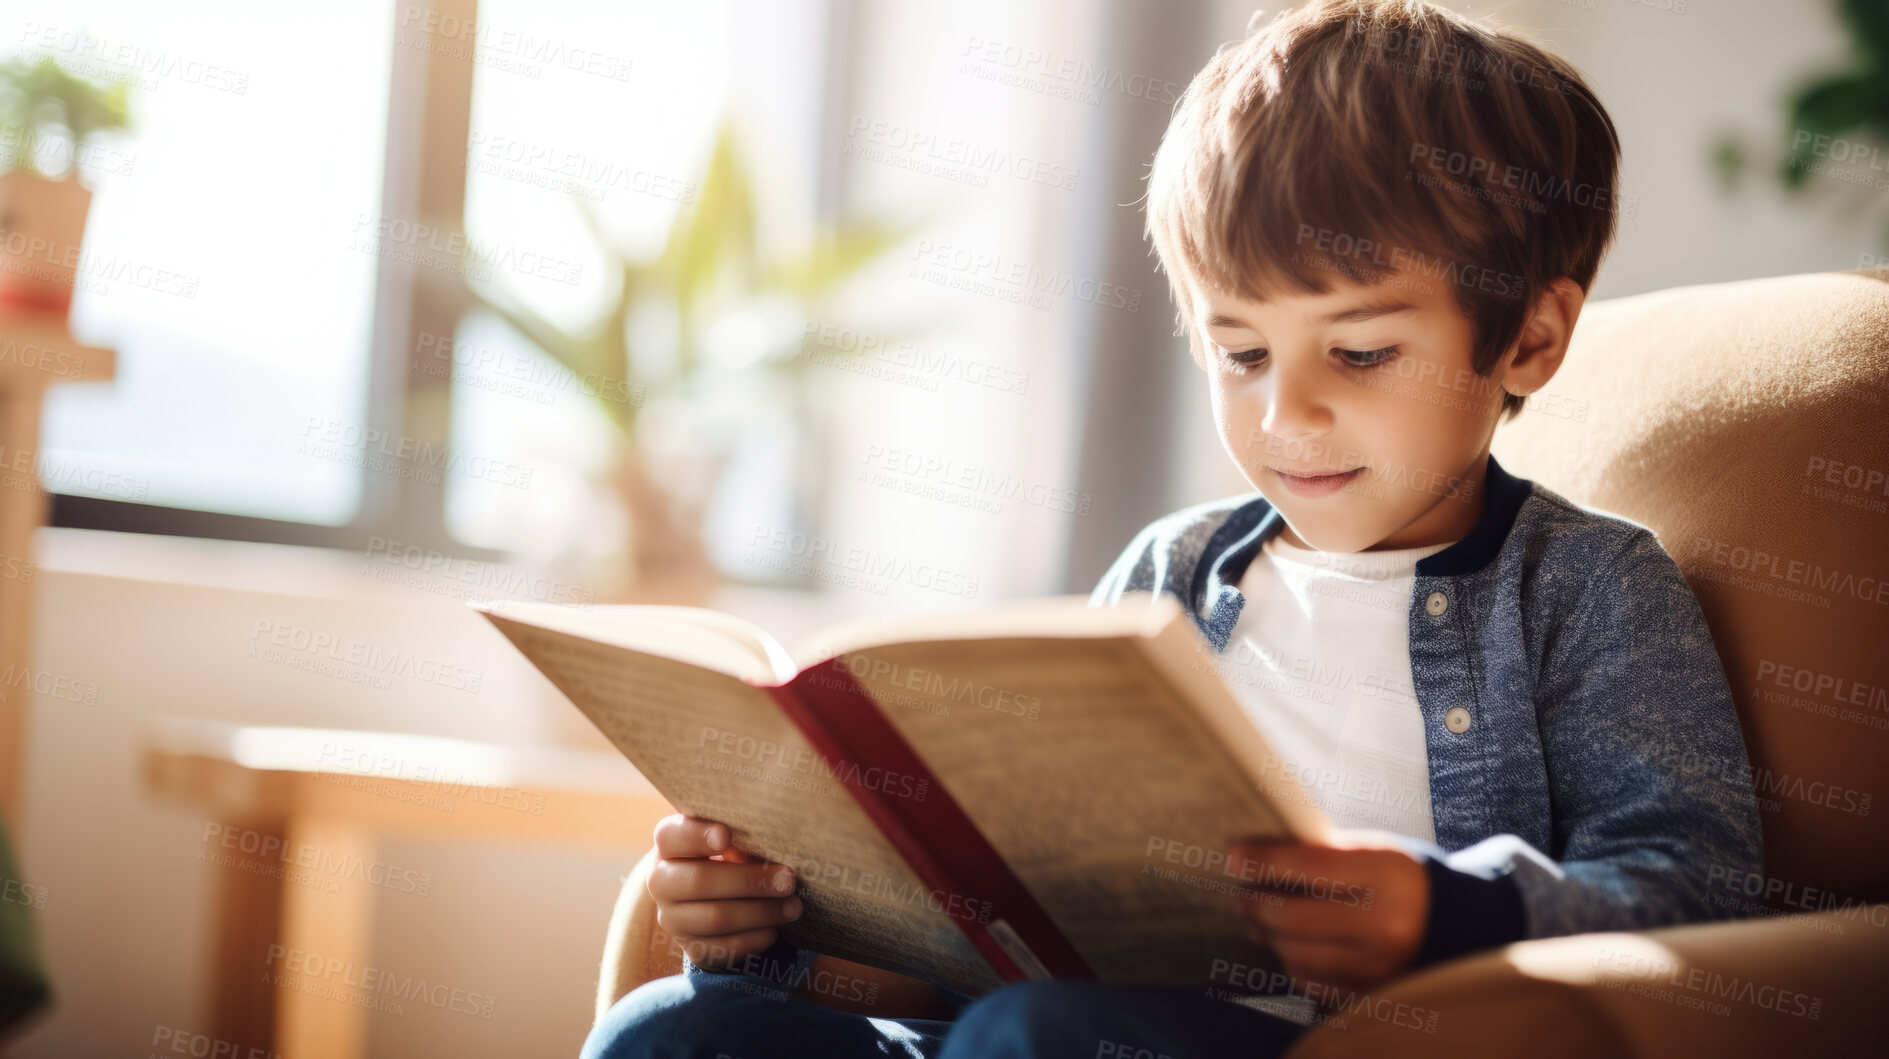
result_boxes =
[1425,590,1449,617]
[1445,707,1473,734]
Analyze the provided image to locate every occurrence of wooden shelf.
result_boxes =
[0,311,115,391]
[0,310,115,833]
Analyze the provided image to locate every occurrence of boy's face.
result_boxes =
[1193,269,1513,554]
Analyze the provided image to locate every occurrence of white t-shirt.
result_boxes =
[1215,532,1456,843]
[1212,531,1454,1025]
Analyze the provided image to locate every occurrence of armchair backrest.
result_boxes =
[1491,268,1889,907]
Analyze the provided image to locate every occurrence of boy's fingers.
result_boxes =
[1229,840,1343,888]
[681,927,782,971]
[654,814,732,859]
[658,895,803,939]
[1229,842,1380,904]
[648,857,797,902]
[1228,840,1300,891]
[1251,893,1370,942]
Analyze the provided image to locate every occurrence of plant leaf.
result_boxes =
[762,217,927,298]
[1839,0,1889,66]
[1788,71,1878,136]
[657,121,757,338]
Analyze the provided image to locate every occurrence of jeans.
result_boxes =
[582,961,1307,1059]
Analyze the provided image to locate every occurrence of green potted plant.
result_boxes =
[1711,0,1889,249]
[466,118,923,599]
[0,55,132,317]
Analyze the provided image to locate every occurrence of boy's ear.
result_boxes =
[1503,277,1585,398]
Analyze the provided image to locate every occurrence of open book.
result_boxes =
[477,591,1330,998]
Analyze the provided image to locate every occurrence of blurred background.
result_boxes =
[0,0,1876,1055]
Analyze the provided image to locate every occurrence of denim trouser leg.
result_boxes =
[936,981,1307,1059]
[581,970,962,1059]
[585,974,1306,1059]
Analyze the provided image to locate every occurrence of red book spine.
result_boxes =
[758,661,1095,985]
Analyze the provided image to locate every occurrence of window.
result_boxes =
[27,0,394,527]
[445,0,730,555]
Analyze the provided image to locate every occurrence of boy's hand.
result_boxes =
[647,814,801,971]
[1227,832,1429,999]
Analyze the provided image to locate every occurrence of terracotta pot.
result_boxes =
[0,171,93,316]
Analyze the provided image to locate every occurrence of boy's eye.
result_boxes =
[1336,345,1399,367]
[1216,345,1400,370]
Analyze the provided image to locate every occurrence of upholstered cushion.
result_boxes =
[1490,268,1889,904]
[1288,906,1889,1059]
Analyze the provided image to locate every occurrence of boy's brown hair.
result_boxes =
[1146,0,1622,419]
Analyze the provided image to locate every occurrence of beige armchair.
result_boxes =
[594,268,1889,1056]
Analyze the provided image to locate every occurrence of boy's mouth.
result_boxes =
[1269,466,1364,498]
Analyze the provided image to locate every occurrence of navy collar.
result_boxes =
[1186,454,1534,650]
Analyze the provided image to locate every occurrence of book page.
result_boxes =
[478,610,1001,996]
[788,593,1170,673]
[486,601,795,685]
[820,595,1328,989]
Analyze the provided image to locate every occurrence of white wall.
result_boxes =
[1515,0,1864,300]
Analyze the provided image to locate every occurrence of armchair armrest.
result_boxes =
[596,847,682,1024]
[1287,907,1889,1059]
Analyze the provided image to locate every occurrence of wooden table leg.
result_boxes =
[272,818,377,1059]
[203,817,286,1052]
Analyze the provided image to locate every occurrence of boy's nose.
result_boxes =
[1259,361,1335,440]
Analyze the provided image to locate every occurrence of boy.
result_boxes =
[585,1,1762,1055]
